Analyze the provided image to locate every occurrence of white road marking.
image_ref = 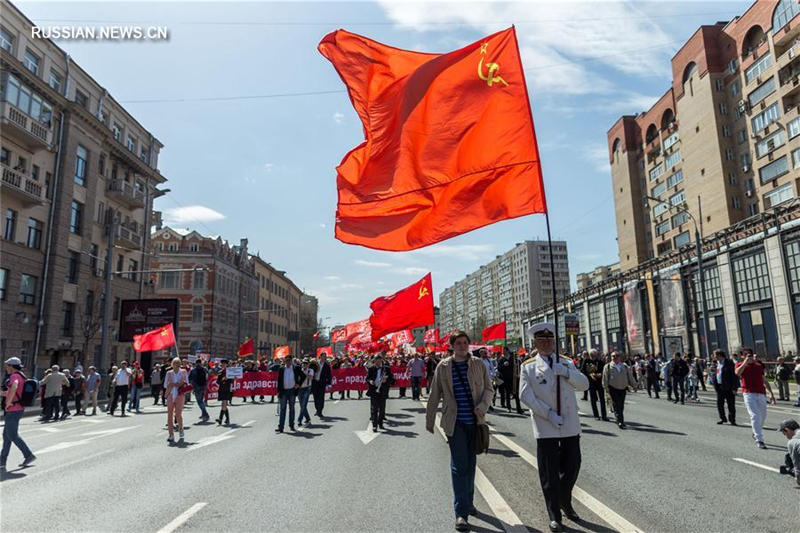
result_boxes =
[732,457,780,473]
[188,423,252,451]
[37,426,139,454]
[334,400,341,404]
[242,420,255,427]
[156,502,207,533]
[355,420,380,445]
[490,431,643,533]
[4,450,115,482]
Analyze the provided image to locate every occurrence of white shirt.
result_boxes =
[115,368,131,386]
[283,366,296,389]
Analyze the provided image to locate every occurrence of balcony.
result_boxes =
[115,223,142,250]
[106,179,145,209]
[1,163,45,205]
[0,101,54,151]
[774,15,800,49]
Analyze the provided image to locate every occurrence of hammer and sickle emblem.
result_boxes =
[478,42,509,87]
[418,285,430,299]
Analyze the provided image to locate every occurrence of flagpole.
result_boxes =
[545,212,560,356]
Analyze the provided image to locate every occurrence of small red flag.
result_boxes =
[423,328,439,344]
[273,345,290,358]
[316,346,332,358]
[133,323,176,353]
[389,329,414,348]
[331,328,347,343]
[345,318,372,344]
[369,273,434,341]
[482,321,507,342]
[237,338,254,357]
[318,27,546,251]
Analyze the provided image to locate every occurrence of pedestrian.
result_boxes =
[104,365,117,411]
[777,419,800,489]
[686,356,699,402]
[275,354,304,433]
[297,359,314,427]
[189,360,210,422]
[735,348,776,449]
[425,353,437,394]
[695,357,707,392]
[582,349,607,421]
[216,360,232,426]
[39,365,68,422]
[497,349,514,411]
[1,357,36,472]
[150,364,162,406]
[312,353,332,417]
[367,354,393,431]
[128,362,144,413]
[109,361,132,416]
[602,351,637,429]
[408,352,425,402]
[520,323,589,533]
[794,356,800,407]
[72,369,86,415]
[661,357,672,401]
[60,368,73,420]
[85,366,101,415]
[645,355,660,399]
[165,357,188,445]
[670,352,688,404]
[425,331,493,532]
[710,349,738,425]
[480,349,497,411]
[775,357,792,401]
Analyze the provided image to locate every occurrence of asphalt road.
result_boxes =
[1,388,797,533]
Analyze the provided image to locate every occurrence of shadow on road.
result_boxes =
[303,423,331,430]
[320,416,348,422]
[285,430,323,439]
[401,407,427,413]
[381,428,418,438]
[469,511,532,532]
[385,412,413,418]
[486,448,520,458]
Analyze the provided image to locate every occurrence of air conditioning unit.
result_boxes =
[791,48,797,60]
[745,189,754,197]
[742,164,751,172]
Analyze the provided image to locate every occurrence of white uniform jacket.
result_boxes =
[520,355,589,439]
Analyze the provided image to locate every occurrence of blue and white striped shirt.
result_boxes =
[452,360,476,424]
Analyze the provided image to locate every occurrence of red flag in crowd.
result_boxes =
[237,338,254,357]
[316,346,332,358]
[345,318,371,343]
[423,328,439,344]
[482,321,507,341]
[331,328,346,343]
[133,323,176,353]
[318,27,546,251]
[313,331,320,340]
[273,345,290,358]
[369,273,434,340]
[389,329,414,348]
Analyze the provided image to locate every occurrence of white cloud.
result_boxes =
[323,275,341,281]
[319,223,327,229]
[355,260,392,268]
[163,205,225,225]
[583,146,611,175]
[333,112,345,124]
[393,266,430,276]
[411,243,494,262]
[377,1,673,96]
[264,163,274,172]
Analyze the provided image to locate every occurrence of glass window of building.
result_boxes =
[758,155,789,184]
[670,190,686,206]
[19,274,36,305]
[671,211,689,227]
[26,218,42,249]
[756,130,786,157]
[23,49,39,74]
[651,182,666,197]
[663,132,680,151]
[192,305,203,323]
[656,220,671,236]
[66,250,80,283]
[604,298,620,329]
[649,163,664,181]
[751,102,780,132]
[667,170,684,188]
[772,0,800,34]
[792,147,800,168]
[0,27,12,52]
[74,145,87,186]
[160,271,180,289]
[785,239,800,295]
[70,201,83,234]
[48,70,62,93]
[745,53,772,84]
[193,270,204,289]
[61,302,74,337]
[692,265,723,311]
[4,208,16,241]
[665,149,681,169]
[789,116,800,139]
[674,231,690,247]
[654,202,669,217]
[732,249,771,304]
[0,268,7,300]
[763,183,793,208]
[747,77,776,106]
[589,302,602,332]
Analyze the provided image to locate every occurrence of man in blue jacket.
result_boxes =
[711,349,737,425]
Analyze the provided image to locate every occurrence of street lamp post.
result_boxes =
[645,195,710,360]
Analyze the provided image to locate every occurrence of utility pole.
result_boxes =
[98,212,116,369]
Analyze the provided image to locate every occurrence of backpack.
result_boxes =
[14,372,39,407]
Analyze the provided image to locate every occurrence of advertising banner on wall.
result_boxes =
[118,299,180,342]
[623,281,646,354]
[659,268,687,344]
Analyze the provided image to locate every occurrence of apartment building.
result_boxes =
[608,0,800,271]
[576,263,621,291]
[252,255,302,357]
[1,0,167,375]
[439,241,569,342]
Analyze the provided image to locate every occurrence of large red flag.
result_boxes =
[482,321,507,342]
[369,274,434,340]
[318,27,546,251]
[237,338,254,357]
[345,319,371,343]
[133,323,176,353]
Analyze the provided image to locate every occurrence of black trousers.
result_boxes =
[498,382,511,407]
[74,392,82,414]
[312,382,326,415]
[370,395,386,427]
[589,385,607,419]
[536,436,581,523]
[716,389,736,423]
[608,387,626,424]
[43,396,59,419]
[646,378,660,398]
[60,394,71,417]
[110,385,129,414]
[151,384,161,403]
[671,376,685,403]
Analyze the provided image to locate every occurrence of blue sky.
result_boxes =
[21,0,751,327]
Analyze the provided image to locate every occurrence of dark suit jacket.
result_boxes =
[366,365,393,399]
[711,358,738,391]
[316,362,332,386]
[277,365,306,396]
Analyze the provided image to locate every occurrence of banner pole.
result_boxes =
[545,211,560,356]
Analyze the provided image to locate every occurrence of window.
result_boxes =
[192,305,203,323]
[748,203,759,216]
[116,254,124,274]
[26,218,42,249]
[789,116,800,139]
[60,302,74,337]
[667,170,684,188]
[747,77,776,106]
[738,130,747,143]
[725,148,734,161]
[674,231,690,247]
[793,148,800,169]
[126,135,136,152]
[0,267,7,301]
[670,190,686,206]
[19,274,36,305]
[4,208,16,241]
[3,75,52,123]
[655,220,671,236]
[649,163,664,181]
[728,58,738,75]
[85,290,94,317]
[605,298,621,329]
[168,243,178,252]
[671,211,689,227]
[74,90,88,108]
[784,239,800,294]
[128,259,138,282]
[588,302,602,332]
[745,53,772,84]
[45,171,52,199]
[728,171,738,185]
[692,265,723,311]
[758,155,789,184]
[733,196,742,209]
[74,145,87,186]
[89,244,99,275]
[49,70,62,93]
[31,164,40,181]
[193,270,204,289]
[763,183,794,208]
[23,49,40,74]
[189,243,199,252]
[651,182,666,197]
[772,0,800,34]
[0,147,8,165]
[66,250,80,283]
[756,130,786,157]
[731,80,740,97]
[722,125,731,137]
[112,123,122,141]
[665,149,681,169]
[663,131,680,150]
[751,102,779,132]
[96,202,106,225]
[0,27,12,52]
[715,78,724,91]
[742,153,752,168]
[719,102,728,115]
[732,250,771,304]
[70,201,83,234]
[654,202,669,217]
[160,271,180,289]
